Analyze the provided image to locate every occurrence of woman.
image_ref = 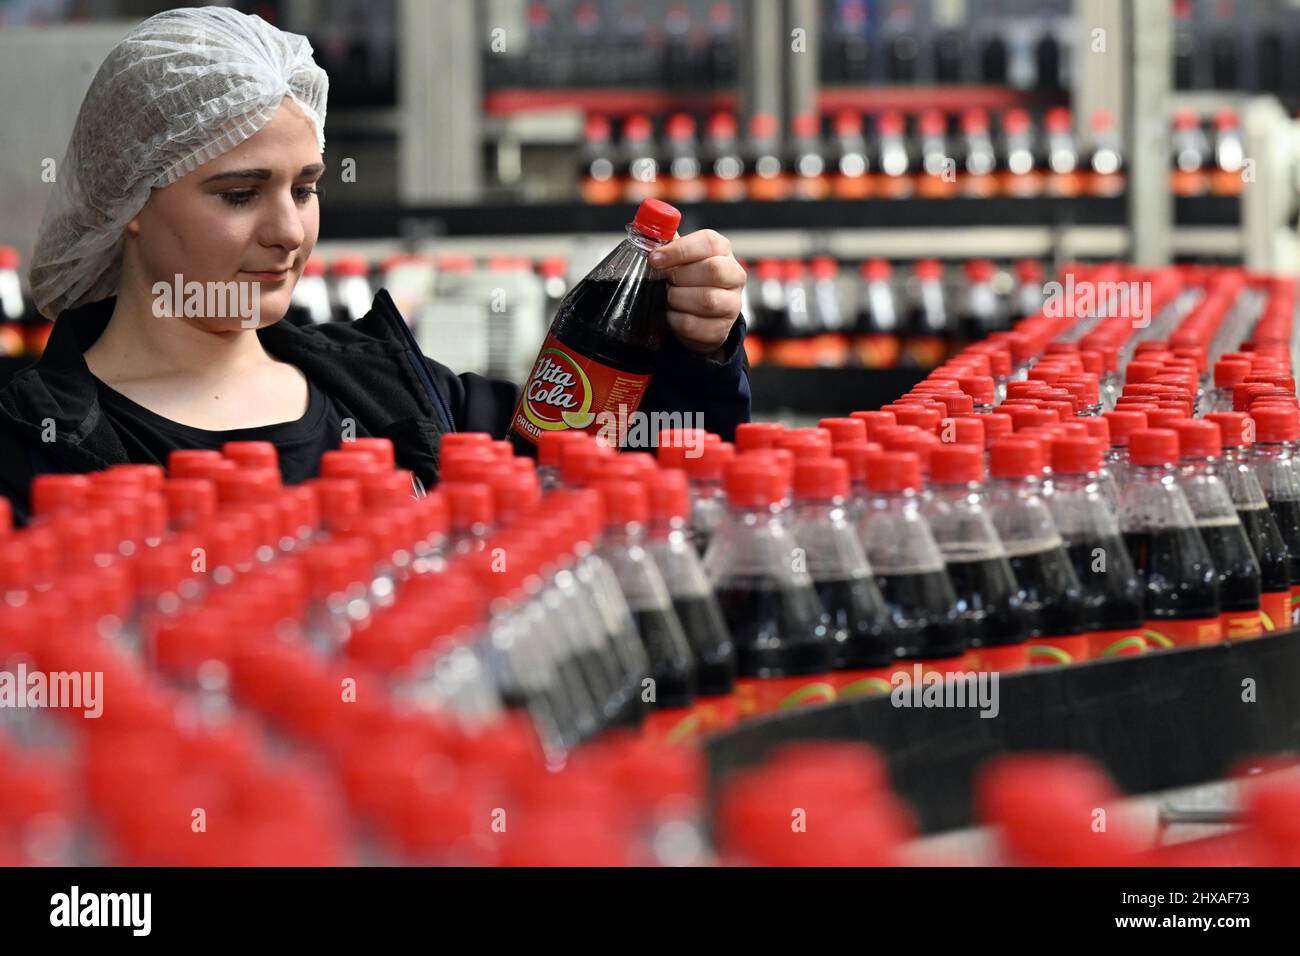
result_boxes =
[0,7,750,524]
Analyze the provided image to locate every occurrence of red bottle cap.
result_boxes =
[980,413,1013,445]
[861,259,892,281]
[775,427,833,459]
[331,255,370,278]
[914,259,943,282]
[890,405,941,431]
[633,198,682,242]
[957,375,995,405]
[1171,419,1221,458]
[1050,437,1103,475]
[1128,428,1181,467]
[162,478,218,529]
[647,469,690,522]
[341,438,397,469]
[30,473,90,517]
[989,437,1044,479]
[537,430,587,468]
[944,415,986,447]
[865,451,922,493]
[849,410,897,440]
[832,441,877,485]
[107,463,166,495]
[930,444,984,484]
[734,422,786,451]
[1101,410,1149,446]
[1144,409,1190,430]
[793,458,850,501]
[1125,361,1164,384]
[725,456,783,507]
[818,417,868,445]
[1253,405,1300,442]
[1205,412,1254,448]
[223,441,279,471]
[442,482,495,530]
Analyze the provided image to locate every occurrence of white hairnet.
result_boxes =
[29,6,329,319]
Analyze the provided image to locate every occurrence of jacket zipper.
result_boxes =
[376,291,456,434]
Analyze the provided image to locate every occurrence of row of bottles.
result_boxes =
[579,106,1127,204]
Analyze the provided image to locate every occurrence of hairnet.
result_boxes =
[28,6,329,319]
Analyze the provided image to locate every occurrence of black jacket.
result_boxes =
[0,289,751,524]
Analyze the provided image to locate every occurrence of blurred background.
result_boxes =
[2,0,1300,418]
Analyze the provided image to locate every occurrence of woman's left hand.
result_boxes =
[648,229,747,357]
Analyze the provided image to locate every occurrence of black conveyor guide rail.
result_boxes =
[749,366,929,415]
[319,196,1238,241]
[703,631,1300,835]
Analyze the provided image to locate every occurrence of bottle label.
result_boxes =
[966,643,1031,673]
[735,676,836,716]
[510,332,652,446]
[1221,610,1264,640]
[1290,585,1300,626]
[1142,618,1224,648]
[1027,635,1090,666]
[1261,591,1289,632]
[1084,628,1148,659]
[829,666,897,699]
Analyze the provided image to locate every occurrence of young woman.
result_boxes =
[0,7,750,524]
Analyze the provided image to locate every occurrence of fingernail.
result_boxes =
[649,252,665,266]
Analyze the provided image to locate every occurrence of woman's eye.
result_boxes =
[220,190,256,207]
[294,185,321,203]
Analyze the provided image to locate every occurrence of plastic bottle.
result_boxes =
[1120,429,1222,647]
[1206,411,1292,632]
[1171,419,1263,639]
[703,455,835,716]
[924,444,1030,672]
[985,437,1088,665]
[1247,405,1300,627]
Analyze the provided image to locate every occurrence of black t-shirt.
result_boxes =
[94,374,345,483]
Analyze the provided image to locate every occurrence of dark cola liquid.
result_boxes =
[1065,536,1145,630]
[1006,545,1086,637]
[1238,505,1291,594]
[812,576,897,669]
[1266,498,1300,585]
[712,578,833,678]
[1197,521,1262,612]
[670,594,736,696]
[1123,527,1220,619]
[630,607,696,708]
[875,569,967,659]
[943,555,1029,647]
[551,277,670,374]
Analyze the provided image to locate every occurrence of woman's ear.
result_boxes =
[124,215,141,236]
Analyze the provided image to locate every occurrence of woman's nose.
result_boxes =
[257,188,307,251]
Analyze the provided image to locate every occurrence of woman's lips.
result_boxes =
[241,269,291,282]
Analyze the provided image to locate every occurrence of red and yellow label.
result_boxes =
[1085,628,1148,659]
[1142,617,1223,649]
[510,332,652,447]
[966,643,1031,673]
[1290,585,1300,627]
[1261,591,1289,632]
[1221,609,1264,640]
[735,675,836,717]
[829,666,897,700]
[1027,635,1090,667]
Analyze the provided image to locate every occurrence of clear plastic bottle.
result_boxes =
[789,457,898,697]
[1170,419,1263,639]
[591,479,697,714]
[1246,405,1300,628]
[704,455,835,717]
[856,451,966,673]
[1206,411,1293,632]
[1100,409,1149,492]
[1120,429,1222,647]
[924,444,1030,672]
[643,469,737,735]
[985,437,1088,665]
[1044,436,1148,658]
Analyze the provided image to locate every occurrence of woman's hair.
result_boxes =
[28,6,328,320]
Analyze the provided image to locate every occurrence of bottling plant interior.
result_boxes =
[1,0,1299,894]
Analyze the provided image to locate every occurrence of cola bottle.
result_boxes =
[644,469,737,724]
[789,113,830,200]
[579,114,620,204]
[1087,109,1125,197]
[1120,429,1222,647]
[510,199,679,454]
[591,479,696,712]
[703,455,835,716]
[1170,419,1263,639]
[957,259,1007,346]
[621,113,662,203]
[704,111,746,201]
[1045,436,1147,657]
[1211,108,1246,196]
[874,110,914,198]
[854,259,902,369]
[904,259,952,368]
[923,444,1031,672]
[985,437,1088,665]
[829,109,871,200]
[789,458,899,697]
[1171,108,1211,197]
[1101,409,1149,492]
[1248,405,1300,627]
[856,451,967,674]
[1206,411,1292,631]
[664,112,707,204]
